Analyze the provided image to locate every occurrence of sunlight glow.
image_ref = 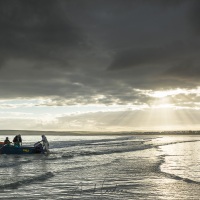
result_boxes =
[145,87,200,99]
[150,89,185,98]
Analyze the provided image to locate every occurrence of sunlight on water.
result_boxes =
[160,140,200,182]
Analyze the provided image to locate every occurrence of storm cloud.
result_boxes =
[0,0,200,105]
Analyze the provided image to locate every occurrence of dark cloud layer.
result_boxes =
[0,0,200,105]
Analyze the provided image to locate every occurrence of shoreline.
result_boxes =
[0,130,200,136]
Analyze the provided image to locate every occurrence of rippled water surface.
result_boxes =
[1,134,200,199]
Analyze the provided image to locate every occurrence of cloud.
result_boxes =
[188,0,200,34]
[164,61,200,81]
[0,0,200,107]
[0,0,85,70]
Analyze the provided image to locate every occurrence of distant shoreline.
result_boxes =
[0,130,200,136]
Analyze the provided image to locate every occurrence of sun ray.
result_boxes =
[132,87,200,131]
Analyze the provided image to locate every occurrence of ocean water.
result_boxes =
[1,134,200,199]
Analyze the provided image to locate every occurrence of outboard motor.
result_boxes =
[34,141,43,153]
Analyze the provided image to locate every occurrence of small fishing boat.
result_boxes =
[0,141,49,155]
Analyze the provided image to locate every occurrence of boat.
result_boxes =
[0,141,49,154]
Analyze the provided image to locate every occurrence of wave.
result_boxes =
[50,135,200,152]
[0,172,54,190]
[150,155,200,186]
[160,170,200,185]
[62,153,74,159]
[50,136,140,149]
[156,140,200,185]
[31,147,148,162]
[51,139,200,160]
[155,139,200,148]
[31,138,200,164]
[63,140,200,158]
[76,144,153,157]
[34,145,151,161]
[0,160,32,168]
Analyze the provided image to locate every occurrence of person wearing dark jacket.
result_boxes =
[13,134,22,147]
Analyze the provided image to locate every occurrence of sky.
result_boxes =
[0,0,200,132]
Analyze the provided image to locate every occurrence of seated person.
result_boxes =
[4,137,11,145]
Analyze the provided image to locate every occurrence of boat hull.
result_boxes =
[0,142,4,147]
[0,145,44,154]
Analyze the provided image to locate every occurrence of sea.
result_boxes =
[1,134,200,200]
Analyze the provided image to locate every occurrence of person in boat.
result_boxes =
[41,135,49,152]
[4,137,11,145]
[13,134,22,147]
